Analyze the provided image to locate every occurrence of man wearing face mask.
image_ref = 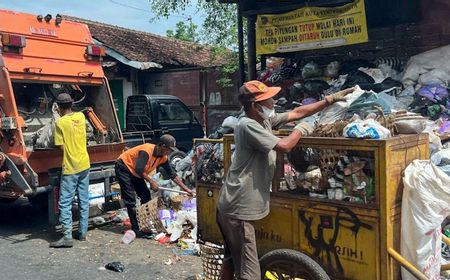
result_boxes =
[217,80,354,280]
[115,134,193,236]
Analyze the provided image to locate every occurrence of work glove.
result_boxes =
[149,180,159,192]
[324,87,356,104]
[294,122,314,137]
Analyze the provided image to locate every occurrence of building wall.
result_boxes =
[204,70,241,134]
[143,70,201,106]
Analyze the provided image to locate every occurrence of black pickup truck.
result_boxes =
[122,95,204,154]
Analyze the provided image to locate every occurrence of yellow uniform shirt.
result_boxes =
[55,112,90,175]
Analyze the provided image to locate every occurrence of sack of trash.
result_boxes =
[401,160,450,280]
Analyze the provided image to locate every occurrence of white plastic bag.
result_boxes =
[318,86,363,125]
[358,67,387,83]
[35,121,56,148]
[401,160,450,280]
[402,44,450,87]
[222,116,239,130]
[343,118,391,139]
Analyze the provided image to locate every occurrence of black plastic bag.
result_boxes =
[105,261,125,273]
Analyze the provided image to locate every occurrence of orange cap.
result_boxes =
[239,80,281,102]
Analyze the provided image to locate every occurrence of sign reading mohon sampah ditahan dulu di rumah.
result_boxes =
[256,0,368,55]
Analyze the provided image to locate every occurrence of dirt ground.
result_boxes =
[0,198,203,280]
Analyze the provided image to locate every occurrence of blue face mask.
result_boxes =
[257,104,275,120]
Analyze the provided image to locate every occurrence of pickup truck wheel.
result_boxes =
[158,151,187,179]
[0,197,19,203]
[260,249,330,280]
[169,151,187,169]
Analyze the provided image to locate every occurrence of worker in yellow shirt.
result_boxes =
[50,93,90,248]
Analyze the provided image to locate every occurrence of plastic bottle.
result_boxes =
[122,229,136,244]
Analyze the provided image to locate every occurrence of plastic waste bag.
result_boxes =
[35,121,56,149]
[401,160,450,280]
[175,154,193,172]
[222,116,239,130]
[347,91,391,118]
[417,85,448,103]
[319,86,364,125]
[105,262,125,272]
[324,61,340,78]
[430,148,450,177]
[402,44,450,87]
[302,62,322,79]
[343,118,391,139]
[167,210,197,242]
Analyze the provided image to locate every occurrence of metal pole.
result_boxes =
[237,3,245,84]
[261,54,267,71]
[247,15,257,80]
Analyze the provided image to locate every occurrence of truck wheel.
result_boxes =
[169,150,187,169]
[158,151,187,179]
[260,249,330,280]
[28,193,49,215]
[0,197,19,203]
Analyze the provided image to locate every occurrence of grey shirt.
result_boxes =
[217,112,289,221]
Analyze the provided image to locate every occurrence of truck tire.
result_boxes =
[28,193,49,214]
[168,150,187,169]
[0,197,19,203]
[260,249,330,280]
[157,151,187,179]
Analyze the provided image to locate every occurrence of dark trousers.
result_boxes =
[115,160,151,232]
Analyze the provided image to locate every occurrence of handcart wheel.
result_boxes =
[260,249,330,280]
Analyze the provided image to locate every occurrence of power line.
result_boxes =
[108,0,189,19]
[109,0,150,13]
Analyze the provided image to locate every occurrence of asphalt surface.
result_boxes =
[0,198,202,280]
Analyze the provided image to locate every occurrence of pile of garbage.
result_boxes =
[260,48,450,279]
[283,146,376,204]
[261,45,450,139]
[255,44,450,206]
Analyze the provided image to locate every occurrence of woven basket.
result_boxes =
[311,120,349,137]
[136,196,167,233]
[200,243,224,280]
[318,149,347,178]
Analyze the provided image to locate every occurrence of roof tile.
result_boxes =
[64,15,225,68]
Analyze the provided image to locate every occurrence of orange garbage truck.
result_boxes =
[0,9,125,223]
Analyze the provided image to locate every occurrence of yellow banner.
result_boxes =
[256,0,368,55]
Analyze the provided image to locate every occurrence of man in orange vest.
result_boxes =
[115,134,193,235]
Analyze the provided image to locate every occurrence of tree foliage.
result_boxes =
[150,0,238,48]
[166,21,199,43]
[150,0,240,88]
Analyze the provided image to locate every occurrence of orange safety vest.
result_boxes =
[118,143,168,177]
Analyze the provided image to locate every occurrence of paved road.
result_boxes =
[0,198,202,280]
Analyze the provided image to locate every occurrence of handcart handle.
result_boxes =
[158,186,189,195]
[443,235,450,246]
[387,247,428,280]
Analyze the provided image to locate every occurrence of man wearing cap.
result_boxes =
[50,93,90,248]
[217,80,354,279]
[115,134,193,235]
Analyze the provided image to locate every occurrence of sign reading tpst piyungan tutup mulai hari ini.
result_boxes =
[256,0,368,55]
